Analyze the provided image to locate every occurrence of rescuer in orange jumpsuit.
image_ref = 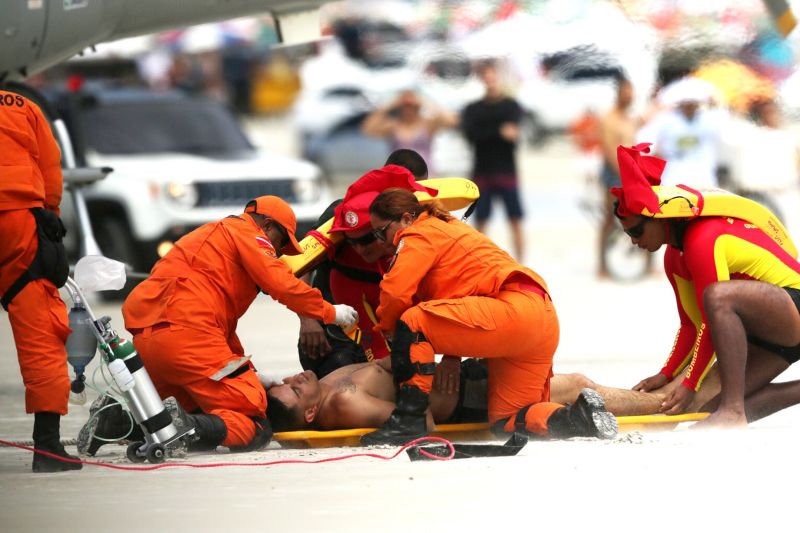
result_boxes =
[361,189,618,445]
[296,160,437,376]
[122,195,358,452]
[0,89,82,472]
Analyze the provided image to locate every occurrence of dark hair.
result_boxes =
[370,188,452,223]
[384,149,428,179]
[474,58,497,77]
[266,392,306,432]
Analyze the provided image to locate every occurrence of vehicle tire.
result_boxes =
[603,227,650,282]
[91,216,142,301]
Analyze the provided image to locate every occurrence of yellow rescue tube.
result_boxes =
[282,177,480,276]
[647,185,797,258]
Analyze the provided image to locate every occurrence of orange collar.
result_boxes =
[393,211,432,246]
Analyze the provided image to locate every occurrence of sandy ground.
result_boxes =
[3,133,800,532]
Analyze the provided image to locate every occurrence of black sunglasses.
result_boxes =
[372,220,394,242]
[344,232,377,247]
[624,217,650,239]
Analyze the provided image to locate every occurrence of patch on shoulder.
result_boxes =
[255,235,277,257]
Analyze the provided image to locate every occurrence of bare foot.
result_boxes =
[691,409,747,430]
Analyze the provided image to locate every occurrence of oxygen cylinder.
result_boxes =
[107,335,181,445]
[65,304,97,405]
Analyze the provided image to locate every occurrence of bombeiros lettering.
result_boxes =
[0,94,26,107]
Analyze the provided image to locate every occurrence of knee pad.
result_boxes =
[390,320,435,385]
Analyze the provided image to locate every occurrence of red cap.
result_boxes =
[610,143,667,217]
[244,195,303,256]
[330,165,439,233]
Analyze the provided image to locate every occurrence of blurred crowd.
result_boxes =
[30,0,800,274]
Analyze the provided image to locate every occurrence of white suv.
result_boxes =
[48,84,330,278]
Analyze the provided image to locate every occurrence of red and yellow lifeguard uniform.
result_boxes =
[327,246,390,360]
[377,213,562,435]
[661,216,800,390]
[0,90,70,415]
[123,214,335,448]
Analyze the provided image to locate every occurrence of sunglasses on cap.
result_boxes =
[624,217,650,239]
[344,232,377,247]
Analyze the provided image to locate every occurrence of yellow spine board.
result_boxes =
[647,186,797,258]
[282,177,480,276]
[273,415,711,448]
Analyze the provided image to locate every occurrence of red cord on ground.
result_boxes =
[0,436,454,471]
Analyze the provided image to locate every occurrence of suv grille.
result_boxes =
[195,180,296,207]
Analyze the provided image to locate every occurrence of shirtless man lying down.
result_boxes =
[264,359,723,433]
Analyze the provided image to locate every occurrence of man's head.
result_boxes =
[616,76,633,110]
[677,100,700,121]
[614,206,668,253]
[384,149,428,179]
[396,89,422,120]
[475,60,502,98]
[266,370,322,432]
[331,164,437,262]
[244,195,303,256]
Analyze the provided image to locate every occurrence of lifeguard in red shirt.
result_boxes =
[611,143,800,427]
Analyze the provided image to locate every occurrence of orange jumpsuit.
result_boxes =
[123,214,335,448]
[0,90,70,415]
[377,213,562,435]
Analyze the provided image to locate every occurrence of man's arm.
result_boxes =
[230,219,336,323]
[376,229,438,334]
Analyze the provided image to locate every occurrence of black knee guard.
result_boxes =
[391,320,436,385]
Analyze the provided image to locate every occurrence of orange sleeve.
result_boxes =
[376,228,438,334]
[30,102,63,215]
[230,223,336,324]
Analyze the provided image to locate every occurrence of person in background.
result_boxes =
[461,60,525,260]
[362,89,458,177]
[597,76,645,278]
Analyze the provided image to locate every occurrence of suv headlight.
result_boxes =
[293,178,319,204]
[165,181,198,208]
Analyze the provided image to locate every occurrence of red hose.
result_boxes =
[0,436,454,471]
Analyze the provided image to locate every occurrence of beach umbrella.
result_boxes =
[693,59,775,112]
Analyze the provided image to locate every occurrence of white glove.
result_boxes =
[333,304,359,330]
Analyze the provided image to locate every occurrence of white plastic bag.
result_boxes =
[73,255,127,292]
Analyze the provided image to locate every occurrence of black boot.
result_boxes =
[77,396,143,456]
[187,413,228,452]
[361,386,429,446]
[163,397,227,452]
[32,412,83,473]
[547,388,618,440]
